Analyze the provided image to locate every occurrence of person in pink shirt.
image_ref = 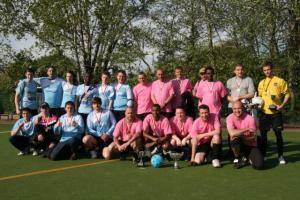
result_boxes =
[143,104,173,154]
[193,67,206,107]
[103,107,143,164]
[133,72,152,120]
[172,67,194,116]
[226,101,263,170]
[190,104,222,168]
[196,66,227,117]
[151,68,175,119]
[170,107,193,148]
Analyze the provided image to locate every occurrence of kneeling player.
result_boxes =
[49,101,84,160]
[83,97,116,158]
[10,108,35,155]
[103,107,143,165]
[143,104,172,155]
[226,101,263,169]
[190,104,222,168]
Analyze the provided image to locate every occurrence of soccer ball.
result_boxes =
[151,154,164,168]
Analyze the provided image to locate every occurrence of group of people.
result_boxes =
[10,61,290,170]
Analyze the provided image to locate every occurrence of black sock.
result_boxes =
[212,144,221,160]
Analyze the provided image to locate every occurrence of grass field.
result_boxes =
[1,123,300,200]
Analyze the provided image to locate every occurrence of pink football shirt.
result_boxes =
[196,80,227,116]
[143,114,173,137]
[133,83,152,114]
[151,80,174,112]
[170,116,193,138]
[113,118,143,142]
[190,113,221,145]
[226,113,257,147]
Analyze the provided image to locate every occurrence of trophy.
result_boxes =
[137,151,145,167]
[269,95,277,110]
[170,152,184,169]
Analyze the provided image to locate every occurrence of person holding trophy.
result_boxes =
[258,62,290,165]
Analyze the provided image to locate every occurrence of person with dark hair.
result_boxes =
[112,70,134,121]
[49,101,84,160]
[190,104,222,168]
[76,73,97,126]
[226,64,255,114]
[32,102,58,156]
[151,68,175,118]
[258,62,290,164]
[83,97,116,159]
[103,107,143,166]
[15,68,38,116]
[143,104,173,155]
[227,101,264,170]
[196,66,227,117]
[133,72,152,121]
[97,71,114,110]
[34,66,64,117]
[9,108,35,155]
[172,67,194,118]
[60,71,77,115]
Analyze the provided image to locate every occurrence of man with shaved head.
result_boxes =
[226,101,263,170]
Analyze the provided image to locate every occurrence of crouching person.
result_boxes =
[103,107,143,164]
[49,101,84,160]
[83,97,116,159]
[226,101,263,170]
[190,104,222,168]
[10,108,35,155]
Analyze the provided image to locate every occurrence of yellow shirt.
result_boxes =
[258,76,289,114]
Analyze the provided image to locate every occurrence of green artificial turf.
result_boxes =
[1,123,300,200]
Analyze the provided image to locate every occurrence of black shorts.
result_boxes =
[196,142,211,154]
[137,113,150,121]
[112,110,125,122]
[90,134,113,147]
[50,108,61,118]
[259,112,283,131]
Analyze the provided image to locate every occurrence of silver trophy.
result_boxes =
[137,151,145,167]
[170,152,184,169]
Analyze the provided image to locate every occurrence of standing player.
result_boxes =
[60,71,77,115]
[15,68,39,116]
[103,107,143,165]
[227,64,255,114]
[9,108,35,155]
[133,72,152,120]
[83,97,116,158]
[196,66,227,117]
[193,67,206,107]
[190,104,222,168]
[227,101,264,169]
[258,62,290,164]
[50,101,84,160]
[34,66,64,117]
[172,67,194,118]
[97,71,114,110]
[112,70,134,122]
[143,104,173,154]
[76,72,97,126]
[151,68,175,118]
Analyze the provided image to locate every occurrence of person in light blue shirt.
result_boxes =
[49,101,84,160]
[15,68,38,116]
[76,73,97,125]
[82,97,116,158]
[9,108,35,155]
[96,71,114,110]
[60,71,77,114]
[34,66,64,117]
[112,70,134,122]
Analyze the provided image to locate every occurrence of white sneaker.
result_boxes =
[233,158,239,164]
[17,151,26,156]
[151,147,158,155]
[278,156,286,165]
[32,150,38,156]
[212,159,221,168]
